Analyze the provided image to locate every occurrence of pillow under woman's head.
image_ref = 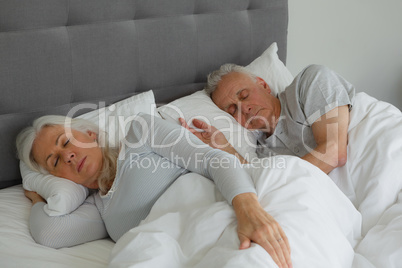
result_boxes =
[17,90,158,216]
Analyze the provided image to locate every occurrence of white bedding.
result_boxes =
[110,92,402,267]
[0,185,114,268]
[110,157,361,268]
[1,92,401,267]
[332,93,402,267]
[330,93,402,234]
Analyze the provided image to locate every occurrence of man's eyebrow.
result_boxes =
[45,133,63,166]
[235,89,243,96]
[223,89,244,111]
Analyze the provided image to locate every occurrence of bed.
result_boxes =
[1,0,401,267]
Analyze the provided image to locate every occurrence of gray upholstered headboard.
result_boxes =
[0,0,288,189]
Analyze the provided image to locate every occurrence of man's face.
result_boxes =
[211,72,281,134]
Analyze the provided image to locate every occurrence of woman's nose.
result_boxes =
[61,150,75,163]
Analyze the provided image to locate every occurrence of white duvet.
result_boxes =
[110,157,361,268]
[109,92,402,268]
[331,93,402,267]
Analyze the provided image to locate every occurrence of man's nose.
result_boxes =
[240,102,252,115]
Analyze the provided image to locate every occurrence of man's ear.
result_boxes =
[256,77,271,93]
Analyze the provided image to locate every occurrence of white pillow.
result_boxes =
[157,42,293,161]
[21,90,159,216]
[158,90,259,161]
[246,42,294,96]
[20,161,89,216]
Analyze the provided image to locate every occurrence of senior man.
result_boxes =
[180,64,355,174]
[177,64,355,267]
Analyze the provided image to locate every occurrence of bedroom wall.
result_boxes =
[286,0,402,109]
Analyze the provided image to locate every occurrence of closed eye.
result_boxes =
[64,139,70,147]
[228,104,237,116]
[54,139,70,167]
[239,90,248,100]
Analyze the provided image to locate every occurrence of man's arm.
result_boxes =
[301,105,349,174]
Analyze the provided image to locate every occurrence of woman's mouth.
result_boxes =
[77,157,87,173]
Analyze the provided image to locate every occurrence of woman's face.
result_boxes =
[31,125,103,189]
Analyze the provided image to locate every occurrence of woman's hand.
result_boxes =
[232,193,292,268]
[179,118,247,164]
[24,190,46,205]
[178,118,230,149]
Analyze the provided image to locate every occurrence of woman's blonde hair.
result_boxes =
[16,115,118,194]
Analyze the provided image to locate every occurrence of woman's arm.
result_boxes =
[127,113,256,203]
[127,114,292,268]
[25,190,108,249]
[178,118,248,164]
[232,193,292,268]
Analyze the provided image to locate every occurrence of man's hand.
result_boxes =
[232,193,292,268]
[179,118,248,163]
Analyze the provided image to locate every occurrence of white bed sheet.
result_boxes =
[0,185,114,268]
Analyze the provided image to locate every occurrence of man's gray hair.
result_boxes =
[204,63,257,95]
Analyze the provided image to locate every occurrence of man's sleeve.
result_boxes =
[297,64,355,125]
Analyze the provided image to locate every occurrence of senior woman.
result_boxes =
[17,113,292,268]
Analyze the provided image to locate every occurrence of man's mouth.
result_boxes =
[77,157,87,173]
[250,109,263,121]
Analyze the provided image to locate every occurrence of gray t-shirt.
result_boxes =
[29,114,256,248]
[256,64,355,158]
